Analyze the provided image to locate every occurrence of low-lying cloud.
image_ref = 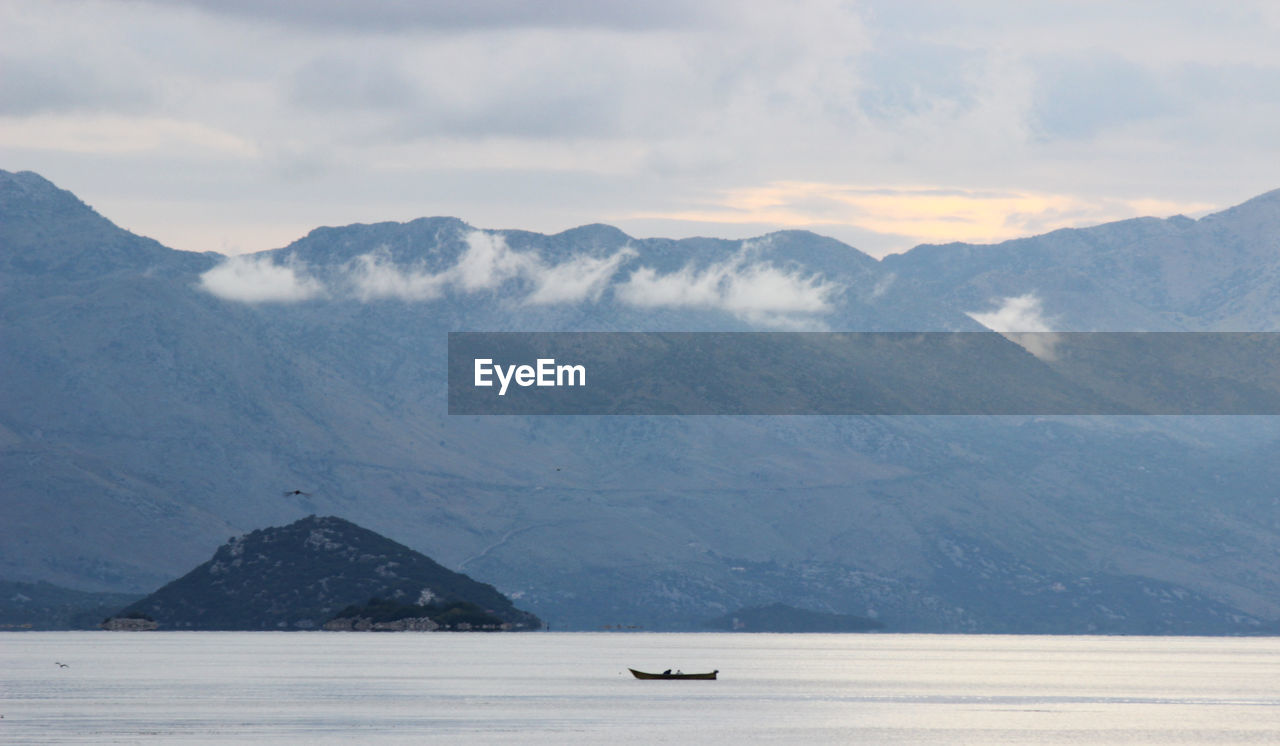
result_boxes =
[201,229,636,307]
[348,249,447,301]
[968,293,1059,359]
[198,254,324,303]
[198,229,840,327]
[615,245,840,327]
[451,230,537,292]
[348,230,635,304]
[525,249,635,305]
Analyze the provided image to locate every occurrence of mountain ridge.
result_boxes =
[7,167,1279,285]
[4,168,1280,632]
[0,170,213,279]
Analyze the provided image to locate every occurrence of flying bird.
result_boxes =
[283,490,311,497]
[55,662,68,668]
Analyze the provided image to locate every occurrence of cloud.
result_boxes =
[168,0,716,32]
[967,293,1059,359]
[0,54,153,116]
[856,39,983,121]
[286,39,641,140]
[1030,54,1174,140]
[968,293,1053,332]
[452,231,537,291]
[288,56,420,112]
[199,254,324,302]
[0,115,258,156]
[525,248,636,305]
[200,227,826,328]
[348,249,446,301]
[614,244,840,326]
[340,230,634,304]
[8,0,1280,259]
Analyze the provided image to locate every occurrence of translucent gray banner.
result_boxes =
[447,332,1280,415]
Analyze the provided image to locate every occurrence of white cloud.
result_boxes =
[525,248,636,305]
[338,230,634,304]
[348,249,446,301]
[968,293,1052,332]
[967,293,1059,359]
[720,262,835,315]
[202,227,824,323]
[617,266,720,309]
[453,231,536,291]
[615,245,841,326]
[8,1,1280,258]
[198,254,323,303]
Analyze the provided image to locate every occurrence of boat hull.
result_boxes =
[629,668,718,680]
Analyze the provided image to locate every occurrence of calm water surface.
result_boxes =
[2,632,1277,743]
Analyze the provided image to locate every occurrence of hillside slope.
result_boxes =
[3,168,1279,633]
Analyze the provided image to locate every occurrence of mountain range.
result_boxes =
[3,168,1279,632]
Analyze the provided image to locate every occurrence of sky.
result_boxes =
[3,1,1280,258]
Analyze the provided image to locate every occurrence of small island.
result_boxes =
[104,516,541,631]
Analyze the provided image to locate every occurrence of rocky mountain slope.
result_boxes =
[882,190,1280,331]
[3,168,1279,632]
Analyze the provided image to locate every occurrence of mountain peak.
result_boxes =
[1,169,58,187]
[113,516,542,631]
[0,169,206,278]
[273,216,474,266]
[0,169,95,218]
[551,223,632,246]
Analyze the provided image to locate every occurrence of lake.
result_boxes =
[2,632,1277,743]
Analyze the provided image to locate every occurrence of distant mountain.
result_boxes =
[882,190,1280,331]
[0,580,140,630]
[4,168,1280,634]
[0,169,211,279]
[112,516,541,630]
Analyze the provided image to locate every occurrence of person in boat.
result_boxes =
[663,669,672,675]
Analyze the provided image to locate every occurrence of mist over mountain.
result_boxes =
[3,168,1279,633]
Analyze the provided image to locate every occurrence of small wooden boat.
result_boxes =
[629,668,718,680]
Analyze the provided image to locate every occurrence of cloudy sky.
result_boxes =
[3,1,1279,257]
